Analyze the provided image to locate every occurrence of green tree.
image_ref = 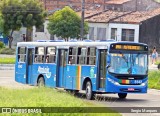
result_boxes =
[0,0,23,48]
[0,13,4,34]
[47,6,89,41]
[0,0,47,48]
[21,0,47,41]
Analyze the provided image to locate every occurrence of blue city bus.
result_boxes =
[15,41,148,100]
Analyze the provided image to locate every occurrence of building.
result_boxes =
[34,0,160,52]
[40,0,160,12]
[32,20,53,41]
[104,0,160,11]
[85,10,139,42]
[86,8,160,52]
[39,0,105,11]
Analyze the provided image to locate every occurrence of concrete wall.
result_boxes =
[139,15,160,53]
[88,22,108,40]
[12,28,26,46]
[105,0,160,12]
[32,20,51,41]
[87,22,139,42]
[108,23,139,42]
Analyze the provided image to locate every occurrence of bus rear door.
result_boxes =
[56,49,68,87]
[26,48,34,84]
[96,49,107,91]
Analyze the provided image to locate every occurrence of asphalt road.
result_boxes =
[0,70,160,116]
[0,70,32,89]
[92,90,160,116]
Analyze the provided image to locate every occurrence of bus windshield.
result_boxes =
[108,53,148,75]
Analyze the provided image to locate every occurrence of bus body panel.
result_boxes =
[81,65,97,91]
[65,70,73,90]
[65,65,75,90]
[65,65,97,91]
[29,64,57,87]
[15,62,27,84]
[66,65,82,90]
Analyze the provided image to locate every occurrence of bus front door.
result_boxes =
[97,50,107,90]
[26,48,34,84]
[57,49,68,87]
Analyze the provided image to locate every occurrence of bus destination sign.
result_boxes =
[111,44,148,51]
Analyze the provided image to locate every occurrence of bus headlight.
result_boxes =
[108,78,120,85]
[114,82,120,85]
[141,81,148,86]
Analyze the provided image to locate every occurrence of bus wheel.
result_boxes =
[37,77,45,87]
[118,93,127,99]
[86,81,94,100]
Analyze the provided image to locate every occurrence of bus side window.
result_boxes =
[68,47,77,65]
[78,47,86,65]
[18,47,26,62]
[89,48,96,65]
[35,47,44,63]
[87,47,96,65]
[46,47,56,63]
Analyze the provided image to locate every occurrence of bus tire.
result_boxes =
[37,77,45,87]
[118,93,127,99]
[86,81,94,100]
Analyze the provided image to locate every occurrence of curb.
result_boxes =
[0,67,15,70]
[0,64,15,67]
[0,64,15,70]
[0,54,15,58]
[149,89,160,92]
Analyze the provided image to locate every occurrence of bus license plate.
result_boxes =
[128,88,134,91]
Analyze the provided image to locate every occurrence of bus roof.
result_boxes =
[17,41,147,49]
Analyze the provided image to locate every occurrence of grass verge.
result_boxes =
[148,71,160,89]
[154,0,160,3]
[0,87,120,116]
[0,57,15,64]
[0,48,16,55]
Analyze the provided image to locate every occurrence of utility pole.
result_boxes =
[135,0,137,11]
[44,0,46,10]
[80,0,85,40]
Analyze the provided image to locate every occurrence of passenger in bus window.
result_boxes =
[46,56,49,63]
[69,56,73,64]
[34,55,37,63]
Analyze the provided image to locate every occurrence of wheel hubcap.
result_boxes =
[86,85,90,97]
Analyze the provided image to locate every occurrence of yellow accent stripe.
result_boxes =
[126,80,129,84]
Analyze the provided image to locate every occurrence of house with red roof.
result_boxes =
[85,8,160,51]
